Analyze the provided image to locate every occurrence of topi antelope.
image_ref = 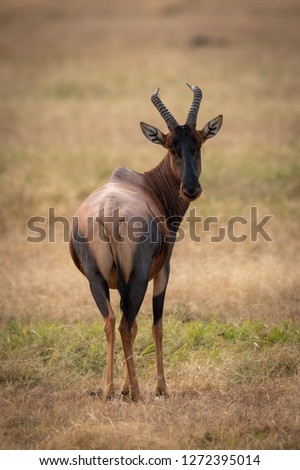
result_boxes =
[70,84,223,401]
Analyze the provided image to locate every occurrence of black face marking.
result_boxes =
[170,125,202,200]
[172,125,197,157]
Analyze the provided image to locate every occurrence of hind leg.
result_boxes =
[88,271,116,399]
[118,274,149,401]
[119,316,141,401]
[120,319,137,397]
[72,225,117,399]
[103,303,116,398]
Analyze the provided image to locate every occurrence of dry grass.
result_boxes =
[2,378,300,450]
[0,0,299,449]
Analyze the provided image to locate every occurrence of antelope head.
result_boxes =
[140,83,223,201]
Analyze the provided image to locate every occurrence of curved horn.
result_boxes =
[186,83,203,128]
[151,88,179,131]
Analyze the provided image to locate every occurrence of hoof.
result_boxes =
[103,387,116,401]
[104,392,116,401]
[155,389,169,398]
[120,390,142,403]
[88,389,103,399]
[131,394,142,403]
[120,388,130,398]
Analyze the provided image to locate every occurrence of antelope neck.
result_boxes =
[143,153,189,226]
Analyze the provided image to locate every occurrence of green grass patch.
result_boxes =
[1,316,299,389]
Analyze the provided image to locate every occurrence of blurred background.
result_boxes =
[0,0,299,450]
[0,0,299,322]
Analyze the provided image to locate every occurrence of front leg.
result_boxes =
[152,263,170,397]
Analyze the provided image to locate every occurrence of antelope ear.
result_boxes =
[140,122,167,146]
[201,115,223,141]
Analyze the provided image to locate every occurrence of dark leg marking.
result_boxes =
[72,229,116,398]
[152,262,170,397]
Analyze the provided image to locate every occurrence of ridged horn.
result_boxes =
[186,83,203,128]
[151,88,179,131]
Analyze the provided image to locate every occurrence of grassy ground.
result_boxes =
[0,0,299,449]
[1,316,299,449]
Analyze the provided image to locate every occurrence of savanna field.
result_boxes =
[0,0,300,450]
